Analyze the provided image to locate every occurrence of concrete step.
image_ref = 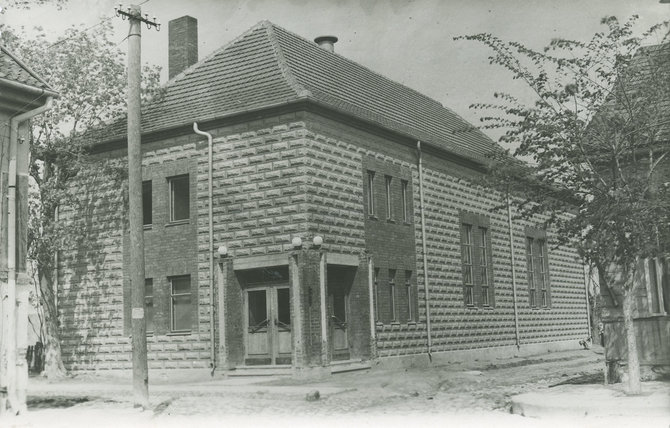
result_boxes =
[227,365,292,377]
[330,359,372,374]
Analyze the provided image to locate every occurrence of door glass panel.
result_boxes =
[276,288,291,327]
[248,290,267,330]
[333,292,346,323]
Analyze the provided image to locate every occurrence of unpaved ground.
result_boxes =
[20,348,605,424]
[13,347,670,427]
[163,349,604,416]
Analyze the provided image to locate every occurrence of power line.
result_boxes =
[47,0,152,50]
[48,17,112,49]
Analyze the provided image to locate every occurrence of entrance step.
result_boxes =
[330,359,372,374]
[227,365,292,377]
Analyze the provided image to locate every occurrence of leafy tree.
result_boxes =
[457,16,670,394]
[1,21,161,378]
[3,0,69,10]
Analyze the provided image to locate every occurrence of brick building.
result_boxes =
[58,18,590,376]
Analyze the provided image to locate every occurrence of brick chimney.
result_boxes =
[168,16,198,79]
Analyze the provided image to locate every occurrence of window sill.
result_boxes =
[166,219,190,227]
[167,330,191,336]
[143,224,152,230]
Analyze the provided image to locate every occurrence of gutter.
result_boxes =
[6,95,54,412]
[416,141,432,359]
[192,122,216,375]
[0,78,59,99]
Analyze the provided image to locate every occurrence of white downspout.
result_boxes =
[5,96,54,413]
[416,141,432,359]
[506,192,521,349]
[193,122,216,374]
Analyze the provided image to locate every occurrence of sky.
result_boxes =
[2,0,669,142]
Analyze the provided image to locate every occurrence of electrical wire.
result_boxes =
[47,0,153,50]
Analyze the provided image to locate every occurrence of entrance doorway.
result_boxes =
[245,286,292,365]
[328,266,355,361]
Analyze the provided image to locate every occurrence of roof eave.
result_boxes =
[88,96,490,169]
[0,77,59,99]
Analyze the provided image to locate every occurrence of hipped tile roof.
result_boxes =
[103,21,499,163]
[0,45,55,92]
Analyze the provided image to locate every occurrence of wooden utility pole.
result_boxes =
[115,4,160,409]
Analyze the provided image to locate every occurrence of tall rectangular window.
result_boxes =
[526,231,551,308]
[460,213,494,308]
[385,175,393,220]
[145,278,154,333]
[142,180,152,226]
[526,237,536,307]
[479,227,490,306]
[405,270,413,321]
[401,180,409,223]
[537,240,548,307]
[374,268,380,322]
[367,171,376,216]
[461,223,475,306]
[389,269,396,321]
[170,275,192,332]
[169,175,189,222]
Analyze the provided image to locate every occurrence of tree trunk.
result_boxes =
[39,271,66,379]
[621,278,641,395]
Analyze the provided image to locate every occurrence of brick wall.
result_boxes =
[59,113,316,371]
[58,108,589,371]
[300,112,589,358]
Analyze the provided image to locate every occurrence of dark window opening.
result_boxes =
[170,275,192,331]
[142,180,152,226]
[402,180,409,223]
[145,278,154,333]
[374,267,380,322]
[169,175,189,222]
[461,223,475,306]
[389,269,396,321]
[526,233,551,308]
[385,175,393,220]
[367,171,375,216]
[405,270,413,321]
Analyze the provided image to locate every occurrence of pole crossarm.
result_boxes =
[115,4,161,30]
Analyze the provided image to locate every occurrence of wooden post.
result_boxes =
[127,4,149,408]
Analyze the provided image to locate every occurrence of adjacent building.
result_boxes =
[58,18,590,376]
[0,45,57,411]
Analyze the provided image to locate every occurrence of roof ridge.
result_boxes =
[269,23,445,111]
[0,45,55,91]
[263,22,312,98]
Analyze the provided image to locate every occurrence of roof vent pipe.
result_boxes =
[314,35,338,53]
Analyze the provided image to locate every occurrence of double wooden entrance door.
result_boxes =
[245,286,292,365]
